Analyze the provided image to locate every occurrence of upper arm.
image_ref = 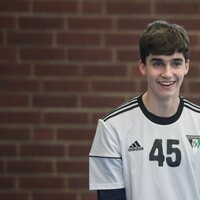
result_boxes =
[89,120,124,190]
[89,156,124,190]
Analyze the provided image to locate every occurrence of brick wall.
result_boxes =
[0,0,200,200]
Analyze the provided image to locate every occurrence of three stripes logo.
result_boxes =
[128,141,144,151]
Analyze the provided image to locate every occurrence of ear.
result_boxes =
[184,59,190,75]
[139,59,147,76]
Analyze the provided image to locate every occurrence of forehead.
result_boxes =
[146,52,185,62]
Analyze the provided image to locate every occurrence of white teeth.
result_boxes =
[162,82,171,85]
[159,81,174,86]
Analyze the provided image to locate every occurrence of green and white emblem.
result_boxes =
[186,135,200,151]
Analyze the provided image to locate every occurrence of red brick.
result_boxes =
[81,192,97,200]
[57,33,101,46]
[83,65,126,77]
[81,96,124,108]
[117,49,139,61]
[33,193,76,200]
[0,47,16,60]
[0,111,40,124]
[92,80,137,93]
[44,112,88,125]
[57,128,94,141]
[0,193,29,200]
[0,161,4,172]
[105,33,139,46]
[33,1,78,13]
[155,3,199,14]
[7,32,53,46]
[7,161,53,174]
[33,95,77,108]
[0,145,17,156]
[57,161,88,174]
[188,65,200,78]
[68,18,112,30]
[0,128,30,141]
[20,48,65,61]
[0,16,16,29]
[43,80,88,93]
[20,144,65,157]
[173,19,200,31]
[34,64,80,77]
[0,80,39,92]
[180,83,187,94]
[68,49,112,61]
[19,177,64,189]
[0,94,29,107]
[0,0,29,12]
[117,18,152,30]
[106,2,150,14]
[188,81,200,93]
[190,50,200,62]
[0,63,30,77]
[92,112,106,125]
[82,2,102,14]
[68,144,91,157]
[68,177,88,189]
[19,17,64,30]
[0,32,3,44]
[33,128,54,141]
[0,177,15,189]
[189,35,200,47]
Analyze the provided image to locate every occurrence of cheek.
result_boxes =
[146,70,159,80]
[176,72,185,84]
[147,75,157,85]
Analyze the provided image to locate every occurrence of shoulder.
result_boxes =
[101,96,140,122]
[183,98,200,113]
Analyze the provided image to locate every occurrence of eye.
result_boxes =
[172,61,183,68]
[152,61,164,68]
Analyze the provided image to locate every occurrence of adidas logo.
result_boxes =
[128,141,144,151]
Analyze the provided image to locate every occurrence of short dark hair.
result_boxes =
[139,20,189,64]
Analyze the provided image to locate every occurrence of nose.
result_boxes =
[161,65,173,78]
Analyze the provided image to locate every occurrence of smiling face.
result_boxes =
[139,52,189,102]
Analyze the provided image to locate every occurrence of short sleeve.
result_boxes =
[89,119,121,158]
[89,119,124,190]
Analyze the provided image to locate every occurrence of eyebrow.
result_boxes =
[150,58,163,62]
[150,58,184,62]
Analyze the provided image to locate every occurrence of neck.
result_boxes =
[142,92,180,117]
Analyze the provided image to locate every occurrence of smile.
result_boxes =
[158,81,176,87]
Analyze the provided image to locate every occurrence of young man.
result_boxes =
[89,20,200,200]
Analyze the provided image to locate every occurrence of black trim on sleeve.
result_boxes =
[89,155,122,159]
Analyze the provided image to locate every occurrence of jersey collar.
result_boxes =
[138,95,184,125]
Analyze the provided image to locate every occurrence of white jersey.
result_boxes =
[89,95,200,200]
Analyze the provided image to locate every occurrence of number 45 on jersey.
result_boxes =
[149,139,181,167]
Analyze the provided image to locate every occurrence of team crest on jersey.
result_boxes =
[186,135,200,151]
